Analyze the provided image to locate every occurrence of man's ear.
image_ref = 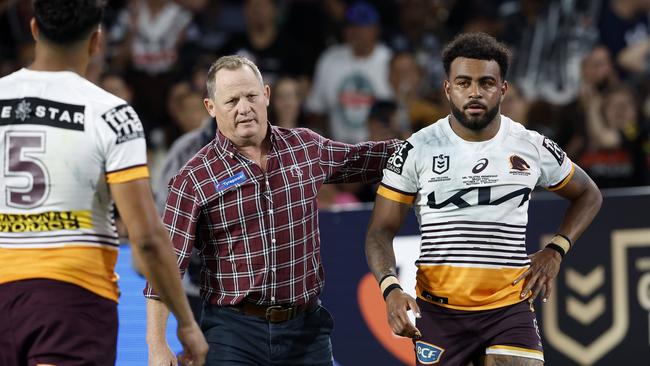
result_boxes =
[88,27,103,57]
[264,84,271,107]
[443,80,451,100]
[203,98,216,118]
[30,18,39,42]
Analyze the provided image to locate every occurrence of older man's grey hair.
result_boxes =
[206,55,265,99]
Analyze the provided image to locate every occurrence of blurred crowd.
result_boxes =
[2,0,650,209]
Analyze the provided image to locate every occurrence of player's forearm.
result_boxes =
[146,298,172,344]
[365,227,399,281]
[556,179,602,245]
[131,230,195,328]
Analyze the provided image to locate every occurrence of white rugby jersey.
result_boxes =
[378,115,574,311]
[0,68,149,301]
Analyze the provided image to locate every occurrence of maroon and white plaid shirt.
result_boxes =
[144,125,400,306]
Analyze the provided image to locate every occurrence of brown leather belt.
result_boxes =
[230,297,319,323]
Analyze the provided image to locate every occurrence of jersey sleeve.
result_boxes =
[99,104,150,184]
[377,139,419,205]
[536,135,575,190]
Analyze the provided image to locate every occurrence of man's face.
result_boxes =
[345,24,379,56]
[582,46,614,89]
[245,0,276,28]
[204,66,270,144]
[389,54,421,96]
[444,57,506,130]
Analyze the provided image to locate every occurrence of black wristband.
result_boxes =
[382,283,403,300]
[545,243,566,258]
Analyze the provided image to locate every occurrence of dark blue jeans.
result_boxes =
[201,300,334,366]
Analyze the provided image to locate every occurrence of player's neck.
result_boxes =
[29,45,88,76]
[449,115,501,142]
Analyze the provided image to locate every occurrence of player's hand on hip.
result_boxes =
[176,322,208,366]
[148,340,179,366]
[385,289,422,339]
[513,248,562,303]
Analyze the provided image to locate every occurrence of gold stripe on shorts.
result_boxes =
[486,345,544,361]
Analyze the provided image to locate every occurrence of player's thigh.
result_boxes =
[477,354,543,366]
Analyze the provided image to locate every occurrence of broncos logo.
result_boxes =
[510,155,530,171]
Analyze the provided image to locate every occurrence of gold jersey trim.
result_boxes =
[106,165,149,184]
[377,185,416,205]
[547,162,575,191]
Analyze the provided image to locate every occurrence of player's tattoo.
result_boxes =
[366,227,398,278]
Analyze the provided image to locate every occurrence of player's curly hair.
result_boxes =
[33,0,106,45]
[442,32,512,80]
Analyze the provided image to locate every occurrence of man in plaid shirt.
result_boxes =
[145,55,401,365]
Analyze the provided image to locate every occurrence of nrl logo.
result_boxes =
[432,154,449,175]
[542,229,650,365]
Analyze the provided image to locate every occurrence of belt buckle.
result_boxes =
[265,305,285,322]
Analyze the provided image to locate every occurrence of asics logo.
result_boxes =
[472,158,489,174]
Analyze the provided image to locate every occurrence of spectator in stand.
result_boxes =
[0,0,33,76]
[388,51,443,133]
[174,90,209,134]
[367,100,402,142]
[387,0,447,101]
[306,1,393,143]
[580,84,648,187]
[283,0,347,79]
[220,0,306,86]
[109,0,192,138]
[557,45,621,160]
[178,1,243,75]
[99,72,133,104]
[501,83,530,126]
[510,0,599,105]
[270,76,304,129]
[598,0,650,76]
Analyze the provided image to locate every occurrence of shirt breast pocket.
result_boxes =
[205,188,267,269]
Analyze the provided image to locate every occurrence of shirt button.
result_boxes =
[229,152,234,158]
[271,238,276,244]
[271,267,276,272]
[265,180,270,186]
[269,209,273,214]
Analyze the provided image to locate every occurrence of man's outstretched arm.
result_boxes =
[365,194,420,338]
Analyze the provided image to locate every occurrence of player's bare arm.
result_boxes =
[513,164,602,302]
[365,194,421,339]
[110,179,208,366]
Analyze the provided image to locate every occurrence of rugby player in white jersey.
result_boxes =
[365,32,602,366]
[0,1,207,365]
